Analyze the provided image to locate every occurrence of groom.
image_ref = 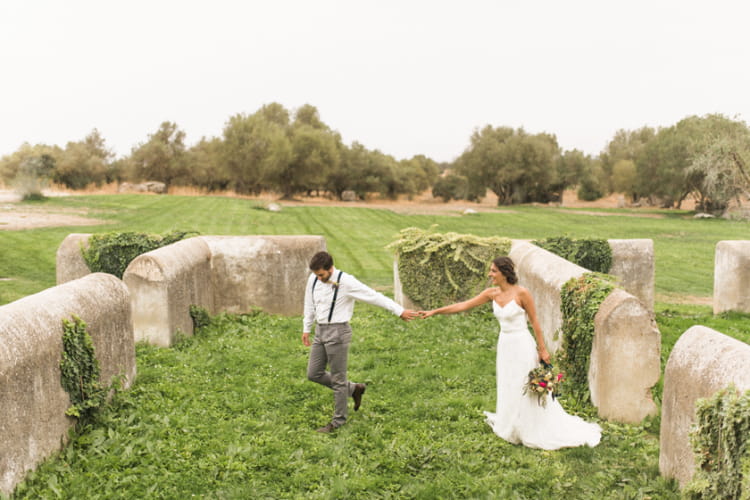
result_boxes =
[302,251,418,433]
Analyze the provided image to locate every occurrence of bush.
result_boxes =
[432,174,469,202]
[577,176,604,201]
[559,273,615,406]
[81,230,196,278]
[685,385,750,499]
[533,236,613,273]
[388,227,511,309]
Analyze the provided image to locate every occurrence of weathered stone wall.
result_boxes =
[123,237,213,347]
[608,239,654,311]
[56,233,93,285]
[713,240,750,314]
[393,239,660,423]
[57,234,326,346]
[508,240,587,353]
[0,273,134,496]
[659,325,750,487]
[590,288,660,422]
[199,235,326,316]
[511,241,659,423]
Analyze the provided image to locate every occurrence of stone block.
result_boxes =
[123,237,213,347]
[199,235,326,316]
[0,273,134,496]
[509,240,587,353]
[608,239,654,311]
[56,233,92,285]
[590,288,659,422]
[510,240,659,423]
[713,240,750,314]
[660,326,750,487]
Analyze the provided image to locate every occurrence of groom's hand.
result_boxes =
[302,332,311,347]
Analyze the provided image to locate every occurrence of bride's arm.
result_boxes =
[519,288,551,364]
[419,288,493,318]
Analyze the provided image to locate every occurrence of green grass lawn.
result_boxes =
[12,308,682,499]
[3,194,750,498]
[2,194,750,302]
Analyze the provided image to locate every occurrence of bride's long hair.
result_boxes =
[492,256,518,284]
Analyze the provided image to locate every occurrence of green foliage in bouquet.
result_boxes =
[81,230,197,279]
[684,384,750,500]
[60,315,105,421]
[533,236,613,273]
[558,272,615,406]
[387,226,511,310]
[523,363,564,407]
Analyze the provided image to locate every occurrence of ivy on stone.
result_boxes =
[189,305,211,331]
[558,272,615,406]
[684,385,750,500]
[81,230,196,279]
[533,236,613,273]
[387,226,511,310]
[60,315,105,420]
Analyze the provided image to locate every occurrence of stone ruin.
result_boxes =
[660,325,750,487]
[394,238,660,424]
[1,234,324,494]
[57,234,326,347]
[0,273,136,496]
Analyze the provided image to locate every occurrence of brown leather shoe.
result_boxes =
[352,383,366,411]
[316,423,336,433]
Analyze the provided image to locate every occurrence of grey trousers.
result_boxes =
[307,323,357,427]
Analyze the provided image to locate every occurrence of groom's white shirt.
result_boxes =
[303,267,405,333]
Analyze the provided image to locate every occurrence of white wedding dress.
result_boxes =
[483,300,601,450]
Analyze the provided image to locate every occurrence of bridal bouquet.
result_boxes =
[523,362,563,407]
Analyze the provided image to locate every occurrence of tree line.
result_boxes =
[1,103,748,213]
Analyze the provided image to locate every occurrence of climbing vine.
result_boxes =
[60,315,105,421]
[189,304,211,331]
[81,230,197,279]
[558,272,615,406]
[387,227,511,310]
[684,385,750,499]
[533,236,613,273]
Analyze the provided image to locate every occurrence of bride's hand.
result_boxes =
[538,346,551,364]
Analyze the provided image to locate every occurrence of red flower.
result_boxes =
[557,374,564,382]
[538,381,548,388]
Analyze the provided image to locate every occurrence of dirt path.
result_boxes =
[0,190,108,230]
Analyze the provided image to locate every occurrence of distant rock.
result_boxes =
[694,213,715,219]
[462,208,478,215]
[267,203,282,212]
[118,181,167,194]
[341,190,358,202]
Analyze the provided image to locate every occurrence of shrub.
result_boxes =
[387,227,511,309]
[558,273,615,406]
[533,236,613,273]
[60,316,105,421]
[82,230,196,279]
[432,174,469,202]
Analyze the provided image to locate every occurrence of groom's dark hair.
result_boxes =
[309,251,334,271]
[493,256,518,284]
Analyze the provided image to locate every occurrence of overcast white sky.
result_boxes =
[1,1,748,163]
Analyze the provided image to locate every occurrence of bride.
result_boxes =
[419,256,601,450]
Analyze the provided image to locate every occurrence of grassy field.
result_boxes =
[13,308,682,499]
[2,193,750,303]
[3,194,750,498]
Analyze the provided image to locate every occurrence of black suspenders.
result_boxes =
[312,270,344,323]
